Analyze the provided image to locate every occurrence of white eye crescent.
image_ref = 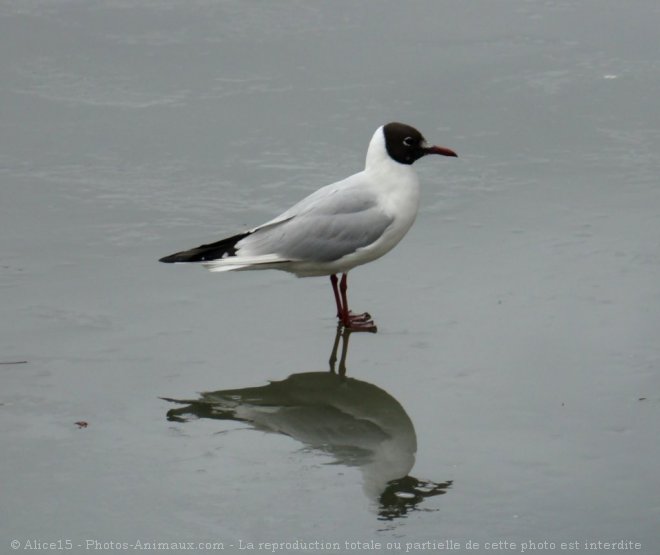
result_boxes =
[403,136,415,147]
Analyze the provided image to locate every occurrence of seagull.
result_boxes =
[159,122,457,331]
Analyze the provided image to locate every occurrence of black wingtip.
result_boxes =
[158,250,204,263]
[158,230,252,265]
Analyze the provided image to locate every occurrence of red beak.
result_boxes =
[424,145,458,158]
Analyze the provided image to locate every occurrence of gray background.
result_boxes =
[2,1,659,553]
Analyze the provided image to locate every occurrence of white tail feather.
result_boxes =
[202,254,288,272]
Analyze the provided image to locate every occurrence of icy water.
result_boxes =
[2,1,659,554]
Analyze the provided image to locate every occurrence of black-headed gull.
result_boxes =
[159,122,457,331]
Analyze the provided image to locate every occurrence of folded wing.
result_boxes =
[160,174,393,271]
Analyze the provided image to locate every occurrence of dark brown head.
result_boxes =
[382,122,458,165]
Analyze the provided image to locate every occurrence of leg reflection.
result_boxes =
[328,324,352,377]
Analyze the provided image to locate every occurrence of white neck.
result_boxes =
[364,125,418,183]
[364,126,389,171]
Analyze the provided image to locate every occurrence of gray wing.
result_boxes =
[236,181,393,263]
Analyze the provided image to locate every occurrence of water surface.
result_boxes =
[2,1,659,553]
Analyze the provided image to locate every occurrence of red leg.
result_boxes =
[330,274,342,318]
[339,273,349,323]
[335,273,377,332]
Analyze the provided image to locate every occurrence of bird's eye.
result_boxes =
[403,136,415,147]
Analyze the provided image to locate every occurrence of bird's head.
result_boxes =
[382,122,458,165]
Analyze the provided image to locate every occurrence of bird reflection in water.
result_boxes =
[163,326,451,520]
